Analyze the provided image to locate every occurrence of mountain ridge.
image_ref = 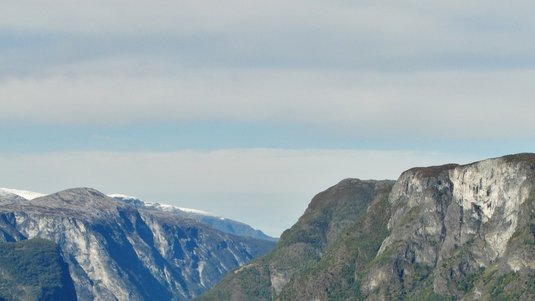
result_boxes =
[0,187,276,300]
[3,153,535,300]
[197,153,535,301]
[109,194,277,242]
[0,187,276,241]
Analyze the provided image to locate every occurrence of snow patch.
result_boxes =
[107,193,138,200]
[108,193,220,218]
[0,188,45,200]
[155,204,218,218]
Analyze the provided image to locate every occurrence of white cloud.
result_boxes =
[1,69,535,138]
[2,1,533,36]
[0,1,435,35]
[2,0,535,75]
[1,1,534,236]
[1,1,534,139]
[0,149,479,236]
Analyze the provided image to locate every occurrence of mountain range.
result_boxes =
[1,153,535,300]
[0,188,276,300]
[197,153,535,301]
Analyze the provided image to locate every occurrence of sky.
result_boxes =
[1,1,535,236]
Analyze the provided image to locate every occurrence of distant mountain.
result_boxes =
[0,188,276,301]
[109,194,277,242]
[0,188,45,200]
[197,153,535,300]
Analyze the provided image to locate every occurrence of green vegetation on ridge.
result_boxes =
[197,154,535,301]
[0,238,77,301]
[195,179,395,301]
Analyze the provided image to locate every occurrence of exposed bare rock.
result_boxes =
[198,153,535,301]
[0,188,275,301]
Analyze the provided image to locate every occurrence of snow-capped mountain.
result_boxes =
[108,194,277,242]
[0,188,45,200]
[108,194,219,218]
[0,187,276,300]
[0,188,275,242]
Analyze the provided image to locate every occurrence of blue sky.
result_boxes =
[1,0,535,236]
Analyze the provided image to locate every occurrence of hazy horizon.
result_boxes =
[2,1,535,236]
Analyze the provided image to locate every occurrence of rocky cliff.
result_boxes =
[196,179,395,300]
[197,153,535,300]
[364,153,535,300]
[0,188,276,301]
[109,194,277,242]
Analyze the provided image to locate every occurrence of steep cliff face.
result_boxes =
[365,154,535,300]
[109,194,277,242]
[196,179,395,301]
[198,153,535,301]
[0,188,275,301]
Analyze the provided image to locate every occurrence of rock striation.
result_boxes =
[0,188,275,301]
[197,153,535,300]
[365,153,535,300]
[196,179,395,300]
[109,194,277,242]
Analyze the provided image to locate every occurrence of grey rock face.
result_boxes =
[0,188,275,301]
[366,154,535,298]
[196,179,395,301]
[110,195,277,242]
[198,153,535,301]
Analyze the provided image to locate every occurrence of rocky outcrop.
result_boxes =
[364,153,535,300]
[196,179,395,301]
[110,195,277,242]
[0,188,276,301]
[198,153,535,301]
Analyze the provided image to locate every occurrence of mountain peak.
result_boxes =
[0,187,276,301]
[55,187,107,197]
[197,153,535,301]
